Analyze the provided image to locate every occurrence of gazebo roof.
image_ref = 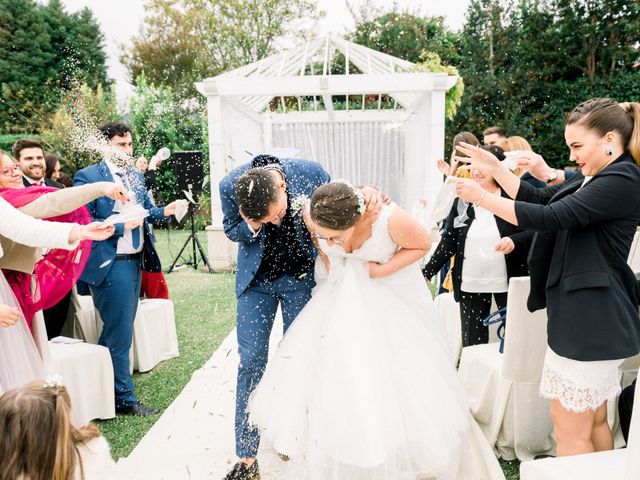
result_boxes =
[196,35,456,114]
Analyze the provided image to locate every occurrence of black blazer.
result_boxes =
[423,190,532,302]
[515,151,640,361]
[22,176,64,189]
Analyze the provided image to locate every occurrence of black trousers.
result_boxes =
[619,379,636,444]
[458,291,508,347]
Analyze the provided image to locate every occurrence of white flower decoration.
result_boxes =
[44,373,64,389]
[291,195,310,216]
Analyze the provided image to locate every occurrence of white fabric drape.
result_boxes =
[271,121,406,205]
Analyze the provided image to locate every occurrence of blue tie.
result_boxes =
[116,171,140,249]
[132,224,140,249]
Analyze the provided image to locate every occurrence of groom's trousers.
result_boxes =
[234,273,313,458]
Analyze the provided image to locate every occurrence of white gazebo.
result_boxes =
[196,36,457,270]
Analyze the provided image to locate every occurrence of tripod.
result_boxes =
[167,201,213,273]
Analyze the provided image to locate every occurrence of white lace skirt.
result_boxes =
[540,347,623,413]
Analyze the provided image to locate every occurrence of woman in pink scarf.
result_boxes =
[0,150,123,394]
[0,151,126,327]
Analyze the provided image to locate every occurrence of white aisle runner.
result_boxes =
[117,322,286,479]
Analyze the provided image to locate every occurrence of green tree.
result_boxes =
[0,0,110,133]
[448,0,639,165]
[351,11,461,66]
[0,0,54,132]
[121,0,318,101]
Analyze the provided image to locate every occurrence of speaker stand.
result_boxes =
[167,203,213,273]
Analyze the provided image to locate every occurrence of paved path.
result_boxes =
[117,322,286,479]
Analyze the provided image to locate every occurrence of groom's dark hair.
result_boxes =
[235,168,280,220]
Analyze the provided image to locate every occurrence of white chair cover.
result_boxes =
[66,291,179,373]
[457,276,555,461]
[520,377,640,479]
[132,299,179,373]
[32,310,115,426]
[63,288,103,345]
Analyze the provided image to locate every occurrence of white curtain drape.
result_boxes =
[271,121,407,206]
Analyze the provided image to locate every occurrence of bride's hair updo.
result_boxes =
[310,182,361,230]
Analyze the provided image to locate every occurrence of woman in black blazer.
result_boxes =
[453,98,640,457]
[423,147,532,347]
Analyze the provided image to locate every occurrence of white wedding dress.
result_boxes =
[0,197,78,394]
[249,205,504,480]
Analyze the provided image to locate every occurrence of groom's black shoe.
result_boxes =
[115,401,159,416]
[224,460,259,480]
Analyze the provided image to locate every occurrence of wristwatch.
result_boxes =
[546,169,558,184]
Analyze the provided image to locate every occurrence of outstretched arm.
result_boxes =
[19,182,127,219]
[0,197,114,249]
[369,207,431,278]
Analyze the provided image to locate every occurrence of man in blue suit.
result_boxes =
[220,154,330,479]
[73,122,179,416]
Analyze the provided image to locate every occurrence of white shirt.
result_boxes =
[105,160,144,254]
[461,205,509,293]
[23,175,45,186]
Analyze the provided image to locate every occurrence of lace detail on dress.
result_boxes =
[539,348,622,413]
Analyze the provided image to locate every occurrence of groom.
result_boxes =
[220,154,330,479]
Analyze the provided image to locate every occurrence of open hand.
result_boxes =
[0,304,20,327]
[75,222,116,241]
[437,157,459,177]
[454,142,502,175]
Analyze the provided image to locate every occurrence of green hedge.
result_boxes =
[0,134,36,156]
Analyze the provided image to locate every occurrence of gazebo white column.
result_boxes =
[198,89,238,270]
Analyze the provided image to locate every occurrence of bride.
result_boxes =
[249,182,504,480]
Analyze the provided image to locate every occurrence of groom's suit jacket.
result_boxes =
[219,158,330,298]
[73,160,166,286]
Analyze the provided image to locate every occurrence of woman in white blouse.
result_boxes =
[423,146,533,347]
[0,196,114,394]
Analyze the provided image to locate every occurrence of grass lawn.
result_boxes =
[99,229,521,479]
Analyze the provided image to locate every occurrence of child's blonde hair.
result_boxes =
[0,381,100,480]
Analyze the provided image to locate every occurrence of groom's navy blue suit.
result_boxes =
[219,157,330,458]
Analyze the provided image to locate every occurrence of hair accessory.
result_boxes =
[605,146,613,156]
[43,374,63,389]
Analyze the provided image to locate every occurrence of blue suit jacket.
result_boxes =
[219,158,331,297]
[73,160,166,286]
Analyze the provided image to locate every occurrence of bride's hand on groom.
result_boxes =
[360,186,389,225]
